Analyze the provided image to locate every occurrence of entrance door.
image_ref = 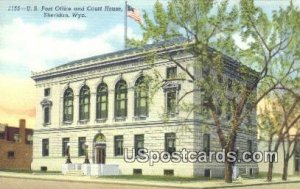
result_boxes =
[96,148,106,164]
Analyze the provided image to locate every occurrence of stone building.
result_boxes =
[0,119,33,170]
[31,42,258,177]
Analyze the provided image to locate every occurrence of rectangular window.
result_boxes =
[226,103,231,120]
[44,88,50,97]
[247,140,253,153]
[78,137,86,156]
[133,169,142,175]
[13,133,20,142]
[165,133,176,155]
[166,67,177,79]
[164,169,174,176]
[42,139,49,157]
[44,107,50,124]
[79,102,89,120]
[26,134,33,145]
[203,134,210,155]
[204,169,211,177]
[114,135,123,156]
[0,132,5,139]
[7,151,15,159]
[166,90,176,115]
[134,134,144,156]
[62,138,70,156]
[227,78,233,91]
[97,92,108,119]
[295,159,300,172]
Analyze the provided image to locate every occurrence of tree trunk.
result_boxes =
[224,160,233,183]
[282,159,289,180]
[267,162,273,182]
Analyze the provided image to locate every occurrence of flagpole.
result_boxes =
[124,1,128,49]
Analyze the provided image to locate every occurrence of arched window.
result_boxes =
[96,83,108,119]
[134,76,149,117]
[63,88,74,122]
[79,85,90,121]
[115,80,127,118]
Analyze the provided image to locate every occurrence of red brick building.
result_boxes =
[0,119,33,170]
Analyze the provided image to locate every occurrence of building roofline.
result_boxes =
[31,38,258,83]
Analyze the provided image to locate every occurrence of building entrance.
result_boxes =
[94,133,106,164]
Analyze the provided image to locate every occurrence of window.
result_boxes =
[0,132,4,139]
[134,77,149,117]
[62,138,69,156]
[78,137,86,156]
[164,169,174,176]
[44,106,50,124]
[44,88,50,97]
[63,88,74,122]
[166,67,177,79]
[40,99,52,126]
[165,133,176,155]
[166,89,176,115]
[115,80,127,118]
[226,102,231,120]
[96,83,108,119]
[114,135,123,156]
[13,133,20,142]
[134,134,144,156]
[246,140,253,161]
[247,140,253,153]
[7,151,15,159]
[26,134,33,145]
[227,78,233,91]
[204,169,211,177]
[296,159,300,172]
[133,169,142,175]
[42,139,49,156]
[79,85,90,121]
[203,134,210,155]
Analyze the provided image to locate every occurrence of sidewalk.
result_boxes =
[0,171,300,189]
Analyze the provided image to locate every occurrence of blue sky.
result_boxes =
[0,0,298,127]
[0,0,162,77]
[0,0,296,76]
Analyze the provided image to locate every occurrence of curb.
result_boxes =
[0,174,300,189]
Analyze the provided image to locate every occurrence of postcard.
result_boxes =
[0,0,299,189]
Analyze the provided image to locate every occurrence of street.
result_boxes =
[1,177,300,189]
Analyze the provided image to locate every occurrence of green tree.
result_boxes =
[258,88,300,181]
[129,0,299,183]
[240,0,300,181]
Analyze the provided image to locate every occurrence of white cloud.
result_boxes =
[0,18,140,72]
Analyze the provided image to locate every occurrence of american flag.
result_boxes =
[127,5,141,23]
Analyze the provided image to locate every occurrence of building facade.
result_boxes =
[0,119,33,170]
[31,43,258,177]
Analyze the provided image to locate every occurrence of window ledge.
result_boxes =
[78,120,89,124]
[133,115,148,121]
[63,121,73,125]
[43,122,51,127]
[114,117,126,122]
[114,155,123,157]
[96,118,107,123]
